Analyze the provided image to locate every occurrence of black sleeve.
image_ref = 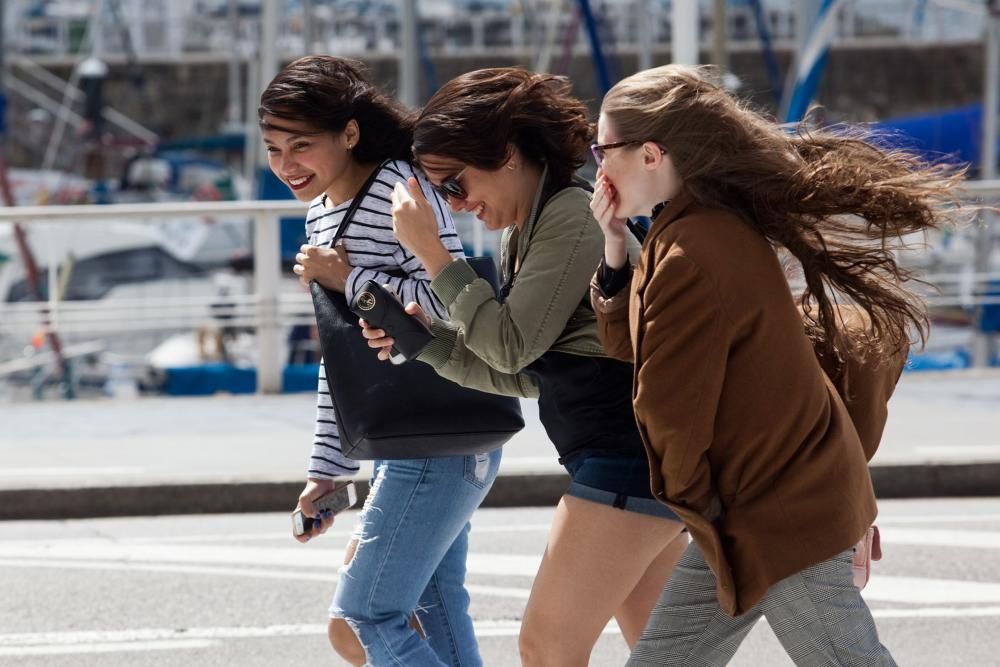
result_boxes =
[599,256,632,297]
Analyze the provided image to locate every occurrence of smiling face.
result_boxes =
[418,152,537,232]
[596,112,683,219]
[261,115,354,203]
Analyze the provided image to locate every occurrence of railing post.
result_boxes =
[672,0,699,66]
[254,212,283,394]
[399,0,419,107]
[973,5,1000,367]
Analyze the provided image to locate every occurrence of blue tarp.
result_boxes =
[162,364,319,395]
[906,348,971,372]
[906,348,1000,372]
[156,134,245,152]
[871,103,985,172]
[874,106,1000,335]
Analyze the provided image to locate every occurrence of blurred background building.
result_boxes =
[0,0,998,401]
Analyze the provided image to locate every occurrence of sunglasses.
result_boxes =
[590,141,666,167]
[430,169,467,202]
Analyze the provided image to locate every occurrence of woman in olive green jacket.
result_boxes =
[363,68,687,666]
[589,64,964,667]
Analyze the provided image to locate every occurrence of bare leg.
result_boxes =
[615,530,688,647]
[519,495,686,667]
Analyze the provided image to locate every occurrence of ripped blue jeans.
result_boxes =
[330,450,502,666]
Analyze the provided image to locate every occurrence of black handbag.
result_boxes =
[309,164,525,460]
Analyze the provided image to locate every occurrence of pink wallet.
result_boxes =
[852,525,882,589]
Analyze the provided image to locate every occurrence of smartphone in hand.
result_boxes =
[350,280,434,363]
[292,481,358,537]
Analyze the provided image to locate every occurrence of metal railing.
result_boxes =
[0,200,302,393]
[1,185,999,395]
[0,199,495,394]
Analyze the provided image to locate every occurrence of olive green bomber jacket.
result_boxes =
[417,169,607,398]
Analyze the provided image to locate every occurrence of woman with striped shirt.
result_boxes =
[259,56,501,666]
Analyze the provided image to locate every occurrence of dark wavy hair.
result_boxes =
[258,56,413,164]
[412,68,592,186]
[602,64,969,366]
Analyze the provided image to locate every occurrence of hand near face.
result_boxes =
[294,244,353,293]
[591,169,630,270]
[391,178,441,256]
[591,169,629,241]
[359,301,431,362]
[390,177,454,277]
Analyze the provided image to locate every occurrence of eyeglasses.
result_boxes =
[590,141,666,167]
[590,141,640,167]
[430,169,467,202]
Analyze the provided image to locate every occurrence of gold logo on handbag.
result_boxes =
[356,291,376,311]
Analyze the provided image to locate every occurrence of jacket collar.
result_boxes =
[518,163,550,252]
[646,190,696,242]
[500,163,549,283]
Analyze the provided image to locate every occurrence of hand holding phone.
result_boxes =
[292,481,358,537]
[350,280,434,363]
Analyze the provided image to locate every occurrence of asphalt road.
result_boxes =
[2,498,999,666]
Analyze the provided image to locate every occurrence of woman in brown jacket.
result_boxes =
[588,65,966,666]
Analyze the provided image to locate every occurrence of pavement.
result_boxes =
[1,368,1000,520]
[5,499,1000,666]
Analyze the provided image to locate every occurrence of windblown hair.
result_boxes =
[412,68,593,187]
[602,64,968,365]
[258,56,414,163]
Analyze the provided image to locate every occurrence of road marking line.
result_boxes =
[914,445,1000,457]
[5,607,1000,656]
[0,558,340,582]
[102,523,553,545]
[466,584,532,600]
[866,576,1000,604]
[871,606,1000,619]
[122,530,358,544]
[0,558,534,600]
[0,620,621,655]
[0,466,145,478]
[877,513,1000,525]
[0,543,342,568]
[880,528,1000,550]
[0,543,544,576]
[470,523,553,534]
[0,640,217,656]
[0,625,327,646]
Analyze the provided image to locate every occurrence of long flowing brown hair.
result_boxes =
[602,64,968,366]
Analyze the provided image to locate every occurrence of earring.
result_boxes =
[507,162,516,170]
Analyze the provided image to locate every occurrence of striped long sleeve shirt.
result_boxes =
[305,160,464,479]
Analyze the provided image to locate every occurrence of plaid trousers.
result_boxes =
[628,541,897,667]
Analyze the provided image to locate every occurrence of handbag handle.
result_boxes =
[326,159,391,248]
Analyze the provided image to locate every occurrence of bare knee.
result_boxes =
[328,617,365,666]
[520,623,589,667]
[519,626,544,667]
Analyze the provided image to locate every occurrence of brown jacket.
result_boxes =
[591,193,907,616]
